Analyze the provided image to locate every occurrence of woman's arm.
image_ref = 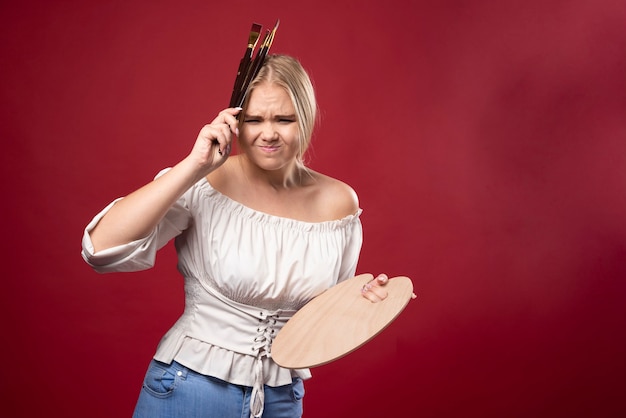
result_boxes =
[89,107,241,252]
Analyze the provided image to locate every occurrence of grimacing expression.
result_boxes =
[239,82,300,172]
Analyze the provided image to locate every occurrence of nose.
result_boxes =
[260,121,279,142]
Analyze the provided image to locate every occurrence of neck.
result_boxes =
[237,155,304,190]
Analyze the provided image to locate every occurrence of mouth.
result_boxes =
[259,145,280,153]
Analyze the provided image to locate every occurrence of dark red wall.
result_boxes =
[1,1,625,417]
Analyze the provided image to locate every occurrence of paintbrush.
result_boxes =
[231,19,280,108]
[229,23,262,107]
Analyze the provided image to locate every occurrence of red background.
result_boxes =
[1,0,625,417]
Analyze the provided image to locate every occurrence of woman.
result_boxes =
[82,54,389,418]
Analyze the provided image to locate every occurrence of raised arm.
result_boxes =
[89,108,241,252]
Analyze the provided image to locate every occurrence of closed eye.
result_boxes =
[277,115,296,124]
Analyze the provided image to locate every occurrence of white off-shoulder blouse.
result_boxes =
[81,169,363,396]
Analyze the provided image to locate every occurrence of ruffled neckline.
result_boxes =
[197,177,362,232]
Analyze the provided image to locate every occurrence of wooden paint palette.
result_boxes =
[272,273,414,368]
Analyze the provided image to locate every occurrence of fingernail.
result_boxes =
[235,107,243,111]
[235,127,239,136]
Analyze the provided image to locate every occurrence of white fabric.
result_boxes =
[82,168,363,395]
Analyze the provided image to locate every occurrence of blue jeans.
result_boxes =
[132,360,304,418]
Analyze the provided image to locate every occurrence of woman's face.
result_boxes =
[239,82,300,173]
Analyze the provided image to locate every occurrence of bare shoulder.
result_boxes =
[306,170,360,220]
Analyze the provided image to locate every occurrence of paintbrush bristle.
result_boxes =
[248,23,262,48]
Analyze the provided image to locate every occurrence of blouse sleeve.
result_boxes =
[81,168,191,273]
[336,210,364,283]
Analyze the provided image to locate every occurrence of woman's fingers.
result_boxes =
[195,108,242,159]
[214,123,232,155]
[375,273,389,285]
[212,107,242,134]
[211,107,242,155]
[198,124,226,153]
[360,273,417,302]
[361,274,389,303]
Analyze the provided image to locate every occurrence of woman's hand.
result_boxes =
[361,274,389,302]
[361,273,418,303]
[187,107,241,175]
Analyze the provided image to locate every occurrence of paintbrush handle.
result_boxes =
[229,23,262,107]
[229,51,252,107]
[229,20,279,108]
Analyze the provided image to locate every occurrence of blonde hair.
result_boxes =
[241,54,317,167]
